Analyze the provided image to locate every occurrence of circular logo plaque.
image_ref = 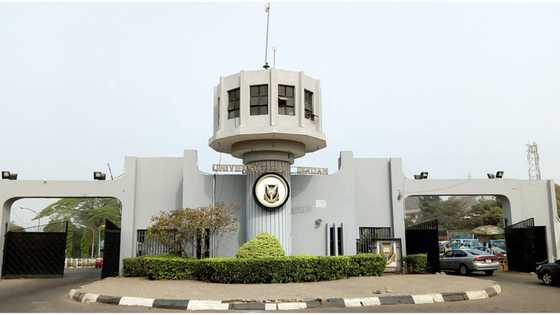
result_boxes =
[253,173,290,209]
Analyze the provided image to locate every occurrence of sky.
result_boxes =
[1,2,559,227]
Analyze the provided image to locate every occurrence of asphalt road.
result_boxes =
[0,268,165,313]
[308,271,560,313]
[0,269,559,312]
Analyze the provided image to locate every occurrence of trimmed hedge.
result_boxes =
[236,232,285,258]
[404,253,427,274]
[123,253,386,283]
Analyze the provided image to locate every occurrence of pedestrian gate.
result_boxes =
[1,222,68,278]
[101,220,121,278]
[505,218,548,272]
[405,219,440,272]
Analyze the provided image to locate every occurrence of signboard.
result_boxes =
[375,239,402,272]
[212,164,327,175]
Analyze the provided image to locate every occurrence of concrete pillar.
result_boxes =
[244,159,292,255]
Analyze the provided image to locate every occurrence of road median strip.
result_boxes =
[68,283,501,311]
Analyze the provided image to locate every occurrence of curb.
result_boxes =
[68,284,501,311]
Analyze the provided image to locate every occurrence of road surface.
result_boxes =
[0,269,559,312]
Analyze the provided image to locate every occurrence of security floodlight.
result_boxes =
[93,171,106,180]
[413,172,429,180]
[487,173,496,179]
[2,171,17,180]
[496,171,504,179]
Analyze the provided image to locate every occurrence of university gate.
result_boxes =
[505,218,548,272]
[1,222,68,278]
[101,220,121,278]
[405,219,440,272]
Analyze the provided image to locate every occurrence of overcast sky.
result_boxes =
[1,2,559,226]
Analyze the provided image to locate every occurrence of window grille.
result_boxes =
[250,85,268,115]
[278,85,295,116]
[227,88,240,119]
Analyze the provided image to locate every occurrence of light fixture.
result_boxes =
[414,172,429,180]
[93,171,106,180]
[314,218,323,228]
[487,171,504,179]
[2,171,17,180]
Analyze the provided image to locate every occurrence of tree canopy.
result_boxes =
[35,197,121,257]
[406,196,504,231]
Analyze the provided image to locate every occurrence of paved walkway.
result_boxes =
[77,274,496,302]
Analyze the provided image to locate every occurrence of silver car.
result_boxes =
[440,249,500,276]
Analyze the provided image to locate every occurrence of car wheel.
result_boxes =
[542,272,553,285]
[459,264,469,276]
[484,270,494,276]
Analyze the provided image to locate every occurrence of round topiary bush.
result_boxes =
[236,232,285,258]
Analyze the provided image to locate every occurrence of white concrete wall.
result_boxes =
[0,179,129,275]
[1,149,558,275]
[403,178,560,261]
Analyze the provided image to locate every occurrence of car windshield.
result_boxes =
[466,249,487,256]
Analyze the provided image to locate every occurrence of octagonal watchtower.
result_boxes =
[209,68,327,254]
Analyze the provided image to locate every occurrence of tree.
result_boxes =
[148,203,238,257]
[470,199,504,228]
[35,198,121,257]
[8,221,25,232]
[406,196,505,232]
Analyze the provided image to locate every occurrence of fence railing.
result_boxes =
[64,258,99,268]
[136,229,182,256]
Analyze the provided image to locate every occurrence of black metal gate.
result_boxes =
[101,220,121,278]
[405,219,440,272]
[1,222,68,278]
[505,218,548,272]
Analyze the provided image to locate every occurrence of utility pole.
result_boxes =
[527,142,542,180]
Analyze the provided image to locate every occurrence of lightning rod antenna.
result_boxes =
[263,2,271,69]
[107,162,114,180]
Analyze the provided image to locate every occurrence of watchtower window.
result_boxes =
[250,85,268,116]
[304,89,314,120]
[227,88,240,119]
[278,85,295,116]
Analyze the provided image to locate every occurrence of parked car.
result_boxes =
[440,249,500,276]
[490,246,507,259]
[536,260,560,285]
[95,257,103,269]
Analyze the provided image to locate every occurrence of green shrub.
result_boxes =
[144,256,200,280]
[123,257,147,277]
[127,254,386,283]
[404,253,427,274]
[349,253,387,277]
[236,233,285,258]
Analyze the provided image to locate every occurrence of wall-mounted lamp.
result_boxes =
[93,171,106,180]
[2,171,17,180]
[413,171,429,180]
[487,171,504,179]
[314,218,323,228]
